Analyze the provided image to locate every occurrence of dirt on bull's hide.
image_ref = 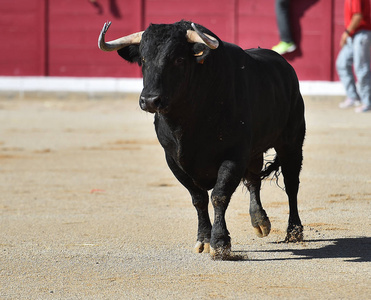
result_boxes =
[0,95,370,299]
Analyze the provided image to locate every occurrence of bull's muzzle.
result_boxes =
[139,94,162,113]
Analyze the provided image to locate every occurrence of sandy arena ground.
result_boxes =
[0,94,370,299]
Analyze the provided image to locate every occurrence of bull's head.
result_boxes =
[98,21,219,114]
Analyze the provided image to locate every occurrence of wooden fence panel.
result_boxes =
[0,0,352,81]
[0,0,46,76]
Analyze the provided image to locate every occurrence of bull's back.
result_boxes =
[240,48,303,151]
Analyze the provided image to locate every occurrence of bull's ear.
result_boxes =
[117,45,142,66]
[192,43,211,64]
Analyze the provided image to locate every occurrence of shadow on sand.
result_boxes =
[244,236,371,262]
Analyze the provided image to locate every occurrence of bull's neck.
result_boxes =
[164,91,226,128]
[159,56,233,132]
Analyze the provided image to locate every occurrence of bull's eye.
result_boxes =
[174,57,185,66]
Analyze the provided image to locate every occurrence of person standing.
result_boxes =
[336,0,371,113]
[272,0,297,55]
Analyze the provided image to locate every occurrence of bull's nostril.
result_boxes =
[153,96,161,108]
[140,95,161,113]
[147,95,161,108]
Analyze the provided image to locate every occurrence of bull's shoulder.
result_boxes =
[222,43,288,69]
[244,47,286,62]
[243,47,297,77]
[243,48,293,69]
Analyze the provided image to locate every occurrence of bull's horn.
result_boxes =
[186,23,219,50]
[98,21,144,52]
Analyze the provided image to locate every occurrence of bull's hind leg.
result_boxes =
[276,145,304,242]
[245,155,271,238]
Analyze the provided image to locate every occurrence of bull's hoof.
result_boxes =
[285,225,303,243]
[210,243,231,260]
[253,217,271,238]
[250,209,271,238]
[193,241,210,253]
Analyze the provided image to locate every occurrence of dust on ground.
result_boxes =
[0,95,370,299]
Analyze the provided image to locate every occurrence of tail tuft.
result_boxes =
[260,155,281,180]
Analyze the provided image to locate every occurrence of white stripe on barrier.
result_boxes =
[0,77,345,96]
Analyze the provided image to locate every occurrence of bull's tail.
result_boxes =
[260,155,281,180]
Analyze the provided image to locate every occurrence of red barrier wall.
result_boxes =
[0,0,46,76]
[0,0,352,81]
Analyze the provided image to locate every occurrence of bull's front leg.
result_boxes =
[165,154,212,253]
[210,160,244,260]
[192,190,212,253]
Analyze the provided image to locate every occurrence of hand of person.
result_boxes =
[340,31,349,48]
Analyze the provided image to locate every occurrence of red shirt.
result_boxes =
[345,0,371,36]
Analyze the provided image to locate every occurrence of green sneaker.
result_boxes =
[272,41,296,55]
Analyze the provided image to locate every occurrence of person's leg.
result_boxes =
[275,0,293,43]
[353,30,371,112]
[336,37,360,107]
[272,0,296,54]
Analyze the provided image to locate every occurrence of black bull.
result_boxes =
[98,20,306,259]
